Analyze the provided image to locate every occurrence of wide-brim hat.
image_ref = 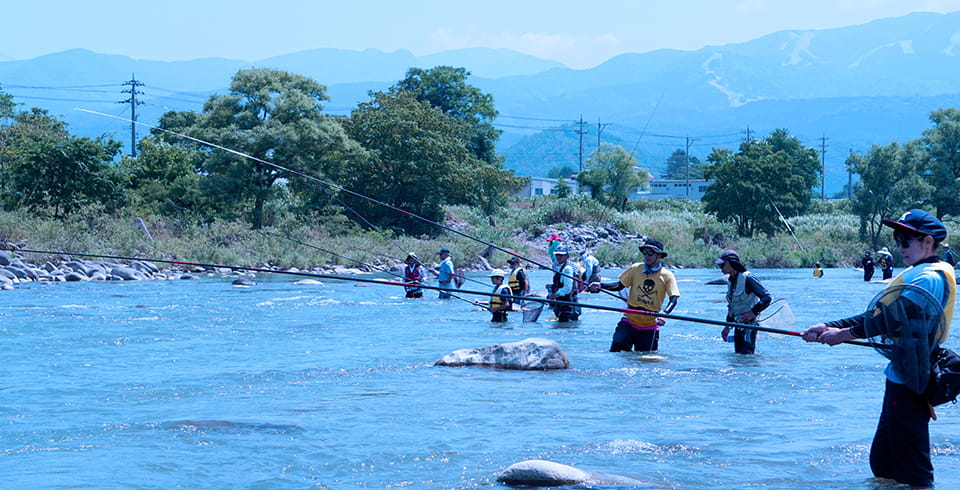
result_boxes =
[436,247,451,255]
[553,246,570,256]
[547,233,562,242]
[488,269,507,278]
[639,238,667,258]
[882,209,947,241]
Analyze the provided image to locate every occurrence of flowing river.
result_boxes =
[3,266,959,488]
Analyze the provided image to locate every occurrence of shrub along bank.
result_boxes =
[0,198,943,273]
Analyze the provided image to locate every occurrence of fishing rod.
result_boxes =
[6,246,871,347]
[75,109,620,302]
[262,230,493,291]
[259,231,483,304]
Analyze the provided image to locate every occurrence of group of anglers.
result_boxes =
[402,209,957,487]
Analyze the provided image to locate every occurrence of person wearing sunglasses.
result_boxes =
[715,249,772,354]
[589,238,680,352]
[802,209,956,487]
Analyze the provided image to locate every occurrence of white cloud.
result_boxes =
[428,27,622,68]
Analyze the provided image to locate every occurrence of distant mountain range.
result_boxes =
[2,10,959,195]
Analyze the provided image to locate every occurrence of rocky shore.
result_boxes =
[0,223,641,291]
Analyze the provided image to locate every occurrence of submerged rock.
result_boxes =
[435,337,569,370]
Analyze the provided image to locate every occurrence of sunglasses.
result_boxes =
[893,231,925,248]
[641,250,659,256]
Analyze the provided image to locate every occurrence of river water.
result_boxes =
[2,266,959,489]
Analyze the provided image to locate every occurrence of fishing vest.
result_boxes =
[551,262,578,300]
[886,261,956,343]
[726,271,758,318]
[508,267,524,294]
[491,283,512,309]
[404,265,422,291]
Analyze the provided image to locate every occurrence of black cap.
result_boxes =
[714,249,741,265]
[882,209,947,241]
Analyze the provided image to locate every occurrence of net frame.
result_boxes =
[863,283,946,394]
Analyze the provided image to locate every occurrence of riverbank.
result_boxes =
[0,198,946,274]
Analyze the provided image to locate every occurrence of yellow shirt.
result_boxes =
[618,263,680,328]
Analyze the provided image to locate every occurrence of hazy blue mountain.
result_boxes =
[2,11,959,194]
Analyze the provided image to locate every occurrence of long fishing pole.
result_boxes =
[75,109,618,301]
[6,247,871,348]
[262,230,492,291]
[259,231,482,304]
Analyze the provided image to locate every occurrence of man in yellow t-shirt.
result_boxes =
[590,238,680,352]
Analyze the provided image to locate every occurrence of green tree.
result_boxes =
[341,89,482,234]
[848,142,933,248]
[577,143,649,210]
[662,148,704,180]
[158,68,361,229]
[394,66,501,166]
[5,134,124,217]
[547,165,578,179]
[921,108,960,218]
[703,129,821,237]
[553,177,572,198]
[118,137,205,218]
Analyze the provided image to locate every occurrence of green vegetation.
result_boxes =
[1,197,947,271]
[2,72,960,273]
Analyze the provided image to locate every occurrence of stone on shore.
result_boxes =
[435,338,569,370]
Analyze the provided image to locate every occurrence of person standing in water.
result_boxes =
[506,256,529,298]
[547,246,580,322]
[589,238,679,352]
[716,250,772,354]
[402,254,424,298]
[436,247,455,299]
[877,247,895,280]
[802,209,955,487]
[475,269,513,323]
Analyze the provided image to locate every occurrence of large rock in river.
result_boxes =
[435,338,569,370]
[497,460,653,487]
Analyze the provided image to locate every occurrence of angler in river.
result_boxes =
[715,249,772,355]
[435,247,455,299]
[802,209,956,488]
[546,246,580,322]
[589,238,679,352]
[473,269,513,323]
[402,254,424,298]
[506,256,529,298]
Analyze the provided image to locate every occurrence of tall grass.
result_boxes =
[1,198,949,270]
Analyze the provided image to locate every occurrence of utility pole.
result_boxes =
[740,125,754,143]
[848,148,853,200]
[119,74,145,157]
[576,115,588,192]
[685,135,696,198]
[819,134,829,200]
[597,117,611,149]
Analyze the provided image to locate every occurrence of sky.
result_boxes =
[4,0,960,69]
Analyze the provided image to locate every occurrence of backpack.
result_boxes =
[925,347,960,406]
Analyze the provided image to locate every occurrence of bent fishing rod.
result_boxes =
[7,247,871,347]
[75,109,619,302]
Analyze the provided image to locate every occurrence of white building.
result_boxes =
[630,179,713,201]
[512,176,713,201]
[514,176,586,198]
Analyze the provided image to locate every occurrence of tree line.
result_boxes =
[1,67,959,246]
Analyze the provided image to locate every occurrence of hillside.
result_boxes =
[2,11,959,194]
